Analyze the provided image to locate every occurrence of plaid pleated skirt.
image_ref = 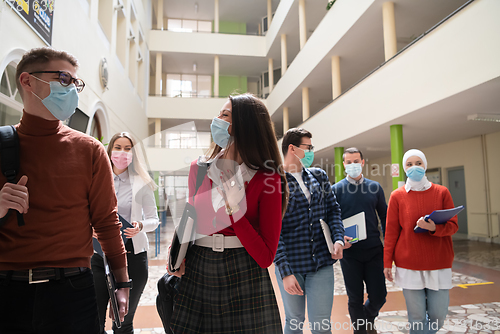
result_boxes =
[170,245,282,334]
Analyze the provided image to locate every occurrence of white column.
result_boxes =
[155,53,162,96]
[299,0,307,49]
[214,55,219,97]
[267,0,273,27]
[268,58,274,92]
[155,118,161,147]
[157,0,163,30]
[281,34,288,76]
[162,73,167,96]
[331,56,341,99]
[283,107,289,133]
[302,87,309,121]
[382,2,397,61]
[214,0,219,33]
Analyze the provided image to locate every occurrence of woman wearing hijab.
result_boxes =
[383,149,458,334]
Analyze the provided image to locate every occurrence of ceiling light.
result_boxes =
[193,63,197,72]
[194,3,198,13]
[467,114,500,122]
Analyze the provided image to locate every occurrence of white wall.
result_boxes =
[146,147,205,171]
[367,131,500,239]
[149,30,266,57]
[148,96,227,119]
[0,0,151,143]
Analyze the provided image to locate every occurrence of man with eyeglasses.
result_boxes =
[0,47,129,333]
[274,128,344,333]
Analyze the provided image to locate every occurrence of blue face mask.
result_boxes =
[345,163,362,178]
[210,117,231,148]
[406,166,426,182]
[32,77,78,121]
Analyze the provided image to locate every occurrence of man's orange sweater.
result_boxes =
[0,111,126,271]
[384,184,458,271]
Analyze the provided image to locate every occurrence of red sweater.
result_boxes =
[384,184,458,271]
[0,111,126,271]
[188,161,282,268]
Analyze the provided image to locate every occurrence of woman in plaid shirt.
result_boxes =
[274,128,345,334]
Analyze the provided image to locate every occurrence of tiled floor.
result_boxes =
[104,221,500,334]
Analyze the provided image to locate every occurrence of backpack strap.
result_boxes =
[192,162,209,203]
[308,167,330,202]
[0,125,25,227]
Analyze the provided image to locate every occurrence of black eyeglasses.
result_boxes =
[298,144,314,152]
[29,71,85,93]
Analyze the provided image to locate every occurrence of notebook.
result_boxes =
[414,205,464,233]
[342,212,367,241]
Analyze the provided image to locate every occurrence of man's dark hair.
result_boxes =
[282,128,312,156]
[343,147,364,161]
[16,47,79,98]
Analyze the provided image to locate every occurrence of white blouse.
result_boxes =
[206,151,257,212]
[395,267,452,291]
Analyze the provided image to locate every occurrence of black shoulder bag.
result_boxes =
[156,162,208,333]
[0,125,24,227]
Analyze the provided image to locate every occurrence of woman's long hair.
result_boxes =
[107,132,157,191]
[206,94,288,217]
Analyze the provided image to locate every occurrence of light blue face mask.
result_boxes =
[406,166,426,182]
[210,117,231,148]
[32,76,78,121]
[345,163,362,178]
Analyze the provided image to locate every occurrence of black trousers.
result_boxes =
[340,245,387,334]
[91,241,149,334]
[0,269,100,334]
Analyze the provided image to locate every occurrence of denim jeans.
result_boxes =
[402,288,450,334]
[0,269,100,334]
[275,265,334,334]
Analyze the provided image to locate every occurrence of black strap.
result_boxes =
[0,125,24,227]
[308,167,330,201]
[192,163,208,203]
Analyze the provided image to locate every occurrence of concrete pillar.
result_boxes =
[281,34,288,76]
[155,53,162,96]
[155,118,162,147]
[382,2,397,61]
[267,0,273,27]
[390,124,405,190]
[334,147,345,183]
[214,55,219,97]
[331,56,341,99]
[214,0,219,33]
[283,107,289,133]
[299,0,307,49]
[157,0,163,30]
[302,87,309,121]
[162,72,167,96]
[268,58,274,92]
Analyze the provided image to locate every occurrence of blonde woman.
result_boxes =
[92,132,159,334]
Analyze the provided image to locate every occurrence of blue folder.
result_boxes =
[414,205,464,233]
[93,214,134,256]
[344,225,359,243]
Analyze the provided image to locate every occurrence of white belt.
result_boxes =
[195,234,243,252]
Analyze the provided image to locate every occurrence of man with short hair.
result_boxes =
[332,147,387,334]
[274,128,344,334]
[0,47,129,333]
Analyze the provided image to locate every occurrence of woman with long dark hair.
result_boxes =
[168,93,288,333]
[92,132,159,334]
